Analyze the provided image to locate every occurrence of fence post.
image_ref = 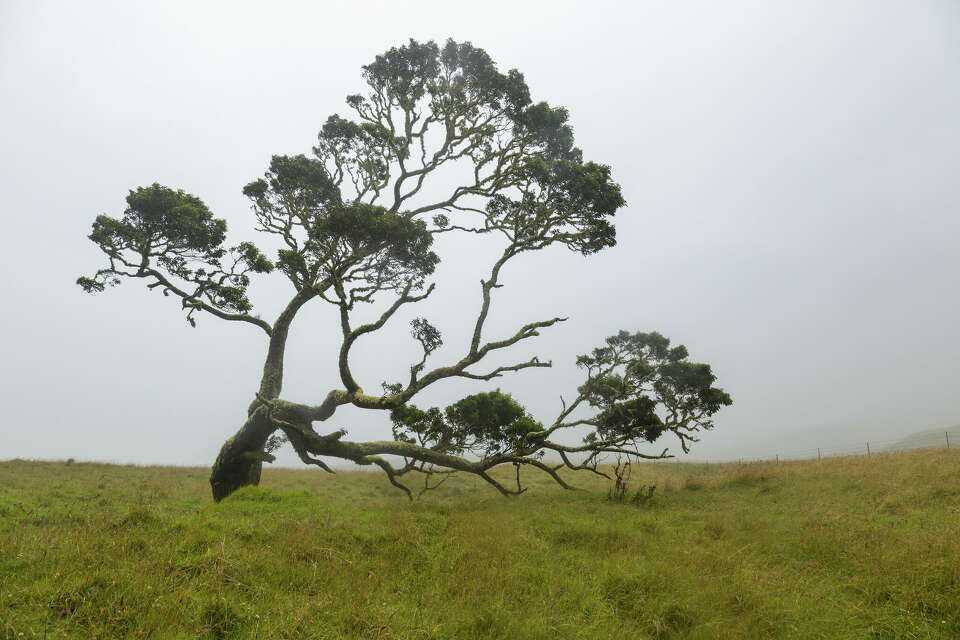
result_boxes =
[817,447,821,461]
[775,454,779,464]
[948,432,951,449]
[866,442,871,457]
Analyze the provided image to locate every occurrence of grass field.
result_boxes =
[2,449,959,639]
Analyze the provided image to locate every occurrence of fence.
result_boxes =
[665,430,954,467]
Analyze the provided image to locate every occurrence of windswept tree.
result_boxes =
[78,39,730,501]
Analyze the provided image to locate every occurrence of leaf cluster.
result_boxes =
[77,184,272,317]
[578,331,732,452]
[243,155,439,296]
[391,390,542,458]
[79,38,628,330]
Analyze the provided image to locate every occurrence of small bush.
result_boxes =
[607,456,657,505]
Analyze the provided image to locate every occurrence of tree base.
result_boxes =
[209,409,275,501]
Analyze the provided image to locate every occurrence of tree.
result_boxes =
[78,38,731,501]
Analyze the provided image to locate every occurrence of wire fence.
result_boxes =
[666,431,954,468]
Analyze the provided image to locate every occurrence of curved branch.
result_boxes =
[455,357,551,380]
[510,457,577,491]
[398,315,567,400]
[542,441,671,460]
[338,281,435,393]
[144,266,273,335]
[557,450,611,480]
[360,456,413,500]
[479,470,525,497]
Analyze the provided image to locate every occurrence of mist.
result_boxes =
[1,0,957,466]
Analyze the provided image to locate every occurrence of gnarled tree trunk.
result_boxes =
[208,289,314,501]
[209,408,276,501]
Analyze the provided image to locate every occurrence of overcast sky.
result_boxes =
[1,0,957,468]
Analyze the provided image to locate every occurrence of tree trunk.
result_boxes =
[209,408,277,501]
[208,288,316,501]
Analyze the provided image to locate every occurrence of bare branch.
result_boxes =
[417,468,454,499]
[337,281,436,393]
[543,441,672,460]
[362,456,414,501]
[455,357,551,380]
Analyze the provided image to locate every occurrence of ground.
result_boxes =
[1,449,958,639]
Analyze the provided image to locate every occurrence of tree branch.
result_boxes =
[337,281,436,393]
[455,357,551,380]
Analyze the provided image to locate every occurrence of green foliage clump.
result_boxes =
[391,390,542,457]
[578,331,732,453]
[77,184,273,320]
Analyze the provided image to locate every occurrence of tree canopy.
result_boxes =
[78,38,730,500]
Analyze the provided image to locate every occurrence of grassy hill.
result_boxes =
[1,450,959,639]
[882,424,960,452]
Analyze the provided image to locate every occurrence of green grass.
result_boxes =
[2,449,959,639]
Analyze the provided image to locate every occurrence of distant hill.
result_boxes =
[881,424,960,452]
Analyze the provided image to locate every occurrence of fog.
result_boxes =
[1,0,957,467]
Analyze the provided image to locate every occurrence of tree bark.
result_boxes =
[209,408,276,501]
[208,289,315,501]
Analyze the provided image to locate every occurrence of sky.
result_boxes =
[1,0,958,468]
